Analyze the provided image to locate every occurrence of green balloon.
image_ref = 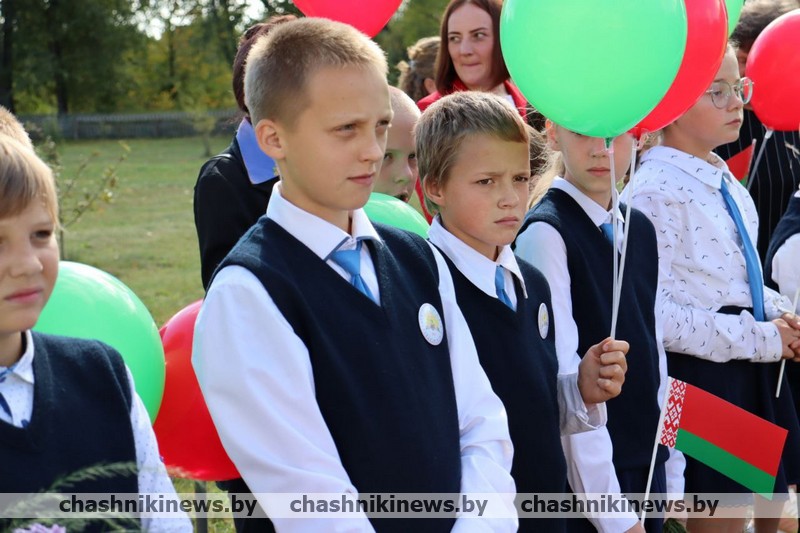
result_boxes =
[364,193,430,237]
[35,261,165,421]
[725,0,744,36]
[500,0,688,138]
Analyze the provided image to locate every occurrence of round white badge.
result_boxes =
[538,303,550,339]
[418,303,444,346]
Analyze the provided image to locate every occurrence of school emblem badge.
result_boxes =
[538,302,549,339]
[418,303,444,346]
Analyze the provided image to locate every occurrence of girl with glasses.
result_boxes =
[623,45,800,533]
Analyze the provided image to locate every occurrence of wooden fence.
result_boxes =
[18,109,240,140]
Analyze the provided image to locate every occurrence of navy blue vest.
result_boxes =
[218,219,461,532]
[765,196,800,291]
[440,251,566,532]
[520,189,667,470]
[764,196,800,478]
[0,333,139,530]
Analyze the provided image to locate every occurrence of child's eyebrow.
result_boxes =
[329,113,386,125]
[480,170,509,178]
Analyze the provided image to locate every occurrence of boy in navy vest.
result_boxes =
[0,131,189,531]
[516,123,668,533]
[192,18,516,532]
[416,91,630,532]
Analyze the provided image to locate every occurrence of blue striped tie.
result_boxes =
[720,178,765,321]
[0,363,18,420]
[330,240,377,304]
[495,265,514,310]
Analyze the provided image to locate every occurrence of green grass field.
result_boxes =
[57,136,235,530]
[56,135,230,326]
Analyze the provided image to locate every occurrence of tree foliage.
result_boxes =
[376,0,449,86]
[1,0,452,115]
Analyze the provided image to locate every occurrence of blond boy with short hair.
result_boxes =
[193,18,516,532]
[0,135,189,532]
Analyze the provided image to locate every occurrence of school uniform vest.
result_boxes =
[762,196,800,479]
[440,252,566,532]
[520,189,667,471]
[218,219,461,533]
[0,333,138,531]
[765,196,800,292]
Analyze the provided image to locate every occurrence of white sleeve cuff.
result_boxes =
[558,373,607,436]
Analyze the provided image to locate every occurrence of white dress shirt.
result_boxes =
[193,183,517,532]
[771,189,800,313]
[0,331,191,533]
[624,146,792,363]
[517,177,668,532]
[428,216,607,435]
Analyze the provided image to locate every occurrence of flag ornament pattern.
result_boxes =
[657,377,788,497]
[660,378,687,447]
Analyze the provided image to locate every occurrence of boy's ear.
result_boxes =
[423,176,445,209]
[544,120,560,151]
[254,118,285,160]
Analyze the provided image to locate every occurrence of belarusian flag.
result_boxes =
[658,377,788,497]
[725,142,755,185]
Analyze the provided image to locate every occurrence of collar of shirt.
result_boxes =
[428,216,527,300]
[795,189,800,199]
[640,145,731,190]
[236,118,278,185]
[552,177,625,227]
[266,182,382,260]
[4,330,35,385]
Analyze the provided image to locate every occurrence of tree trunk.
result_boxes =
[44,0,69,115]
[0,0,16,111]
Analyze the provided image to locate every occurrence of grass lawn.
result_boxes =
[55,135,230,326]
[56,135,235,530]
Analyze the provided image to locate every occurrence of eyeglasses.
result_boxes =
[704,78,754,109]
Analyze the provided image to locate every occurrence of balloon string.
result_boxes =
[612,140,638,339]
[606,137,620,339]
[747,129,773,192]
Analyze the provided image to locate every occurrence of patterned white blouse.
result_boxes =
[623,146,792,363]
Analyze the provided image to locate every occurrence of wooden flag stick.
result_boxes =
[642,377,674,525]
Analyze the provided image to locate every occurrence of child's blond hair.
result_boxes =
[415,91,529,215]
[0,106,33,150]
[0,136,58,224]
[244,18,388,126]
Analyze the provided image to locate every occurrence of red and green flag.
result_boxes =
[725,142,755,185]
[658,377,788,497]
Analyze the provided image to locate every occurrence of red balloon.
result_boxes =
[632,0,728,136]
[292,0,402,37]
[153,300,239,481]
[746,9,800,131]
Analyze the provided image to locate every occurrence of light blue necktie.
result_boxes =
[0,363,18,420]
[720,179,765,321]
[330,240,377,304]
[495,265,514,310]
[599,222,615,244]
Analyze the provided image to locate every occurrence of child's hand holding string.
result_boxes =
[578,338,629,405]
